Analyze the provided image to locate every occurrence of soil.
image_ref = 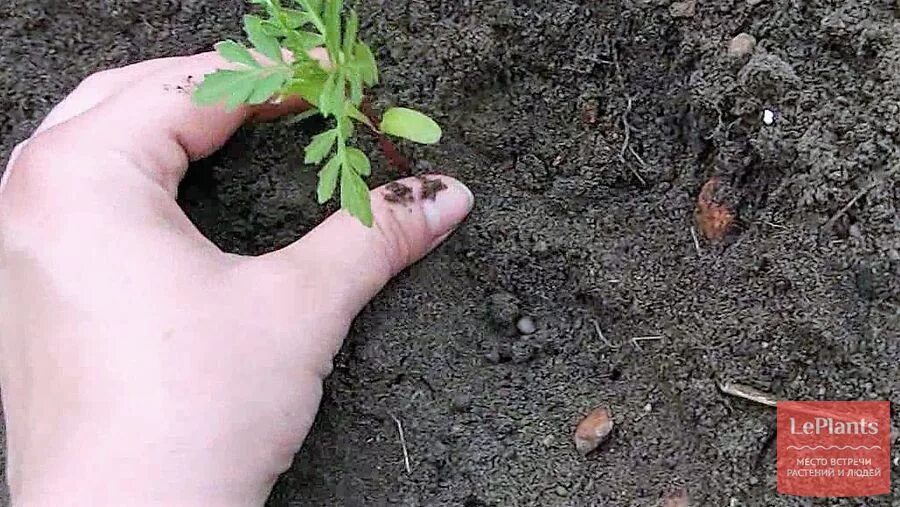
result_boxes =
[2,0,899,505]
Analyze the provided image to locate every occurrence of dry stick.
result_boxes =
[591,319,616,349]
[690,226,702,255]
[618,97,648,186]
[718,381,777,408]
[823,165,899,230]
[631,335,664,351]
[611,45,647,186]
[390,414,412,474]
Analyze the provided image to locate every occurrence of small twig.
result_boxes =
[618,97,648,186]
[631,335,664,352]
[689,226,702,255]
[390,414,412,474]
[718,381,777,408]
[611,44,647,186]
[823,166,899,230]
[591,319,616,349]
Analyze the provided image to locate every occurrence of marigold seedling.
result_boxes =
[193,0,442,226]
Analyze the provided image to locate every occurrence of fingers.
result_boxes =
[3,57,187,195]
[34,57,188,135]
[257,175,474,318]
[24,51,307,196]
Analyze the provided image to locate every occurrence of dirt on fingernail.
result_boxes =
[417,175,448,201]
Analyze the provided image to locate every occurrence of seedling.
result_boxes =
[193,0,442,226]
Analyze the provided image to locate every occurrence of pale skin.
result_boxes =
[0,51,473,506]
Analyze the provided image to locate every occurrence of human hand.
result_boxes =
[0,51,473,506]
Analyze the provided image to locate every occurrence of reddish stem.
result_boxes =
[361,97,411,176]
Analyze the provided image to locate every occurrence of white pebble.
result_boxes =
[516,316,536,335]
[762,109,775,125]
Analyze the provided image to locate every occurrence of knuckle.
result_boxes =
[77,68,120,92]
[0,133,73,229]
[371,208,417,277]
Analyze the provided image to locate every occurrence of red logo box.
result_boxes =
[777,401,890,497]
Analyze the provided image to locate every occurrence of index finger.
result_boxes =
[39,51,308,196]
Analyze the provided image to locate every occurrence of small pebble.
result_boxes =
[574,406,614,456]
[762,109,775,125]
[516,316,537,335]
[644,403,653,413]
[669,0,696,18]
[747,0,765,5]
[728,33,756,58]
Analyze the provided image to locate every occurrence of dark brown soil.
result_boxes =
[384,181,415,205]
[418,175,449,201]
[2,1,899,506]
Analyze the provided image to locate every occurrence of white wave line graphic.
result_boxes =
[786,445,882,451]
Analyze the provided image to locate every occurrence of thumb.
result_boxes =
[261,175,474,315]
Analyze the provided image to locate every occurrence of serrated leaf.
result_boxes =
[317,155,341,203]
[318,70,345,117]
[346,103,374,129]
[380,107,442,144]
[193,69,260,109]
[353,43,378,86]
[247,72,288,104]
[345,147,371,176]
[305,129,337,164]
[348,72,363,105]
[341,117,354,139]
[341,163,373,226]
[225,75,259,110]
[323,0,343,59]
[215,41,260,68]
[282,8,311,29]
[284,74,326,106]
[343,10,359,54]
[245,15,284,63]
[261,20,284,37]
[296,0,322,16]
[284,30,325,52]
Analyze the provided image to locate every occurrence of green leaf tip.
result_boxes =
[380,108,442,145]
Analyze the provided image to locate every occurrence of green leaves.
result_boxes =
[193,68,289,110]
[342,10,359,54]
[317,70,345,117]
[192,0,444,227]
[345,147,371,176]
[340,163,373,226]
[381,108,443,144]
[215,40,260,68]
[353,43,378,86]
[323,0,343,60]
[245,15,284,63]
[317,156,341,203]
[305,129,337,164]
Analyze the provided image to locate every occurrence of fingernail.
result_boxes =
[423,178,475,237]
